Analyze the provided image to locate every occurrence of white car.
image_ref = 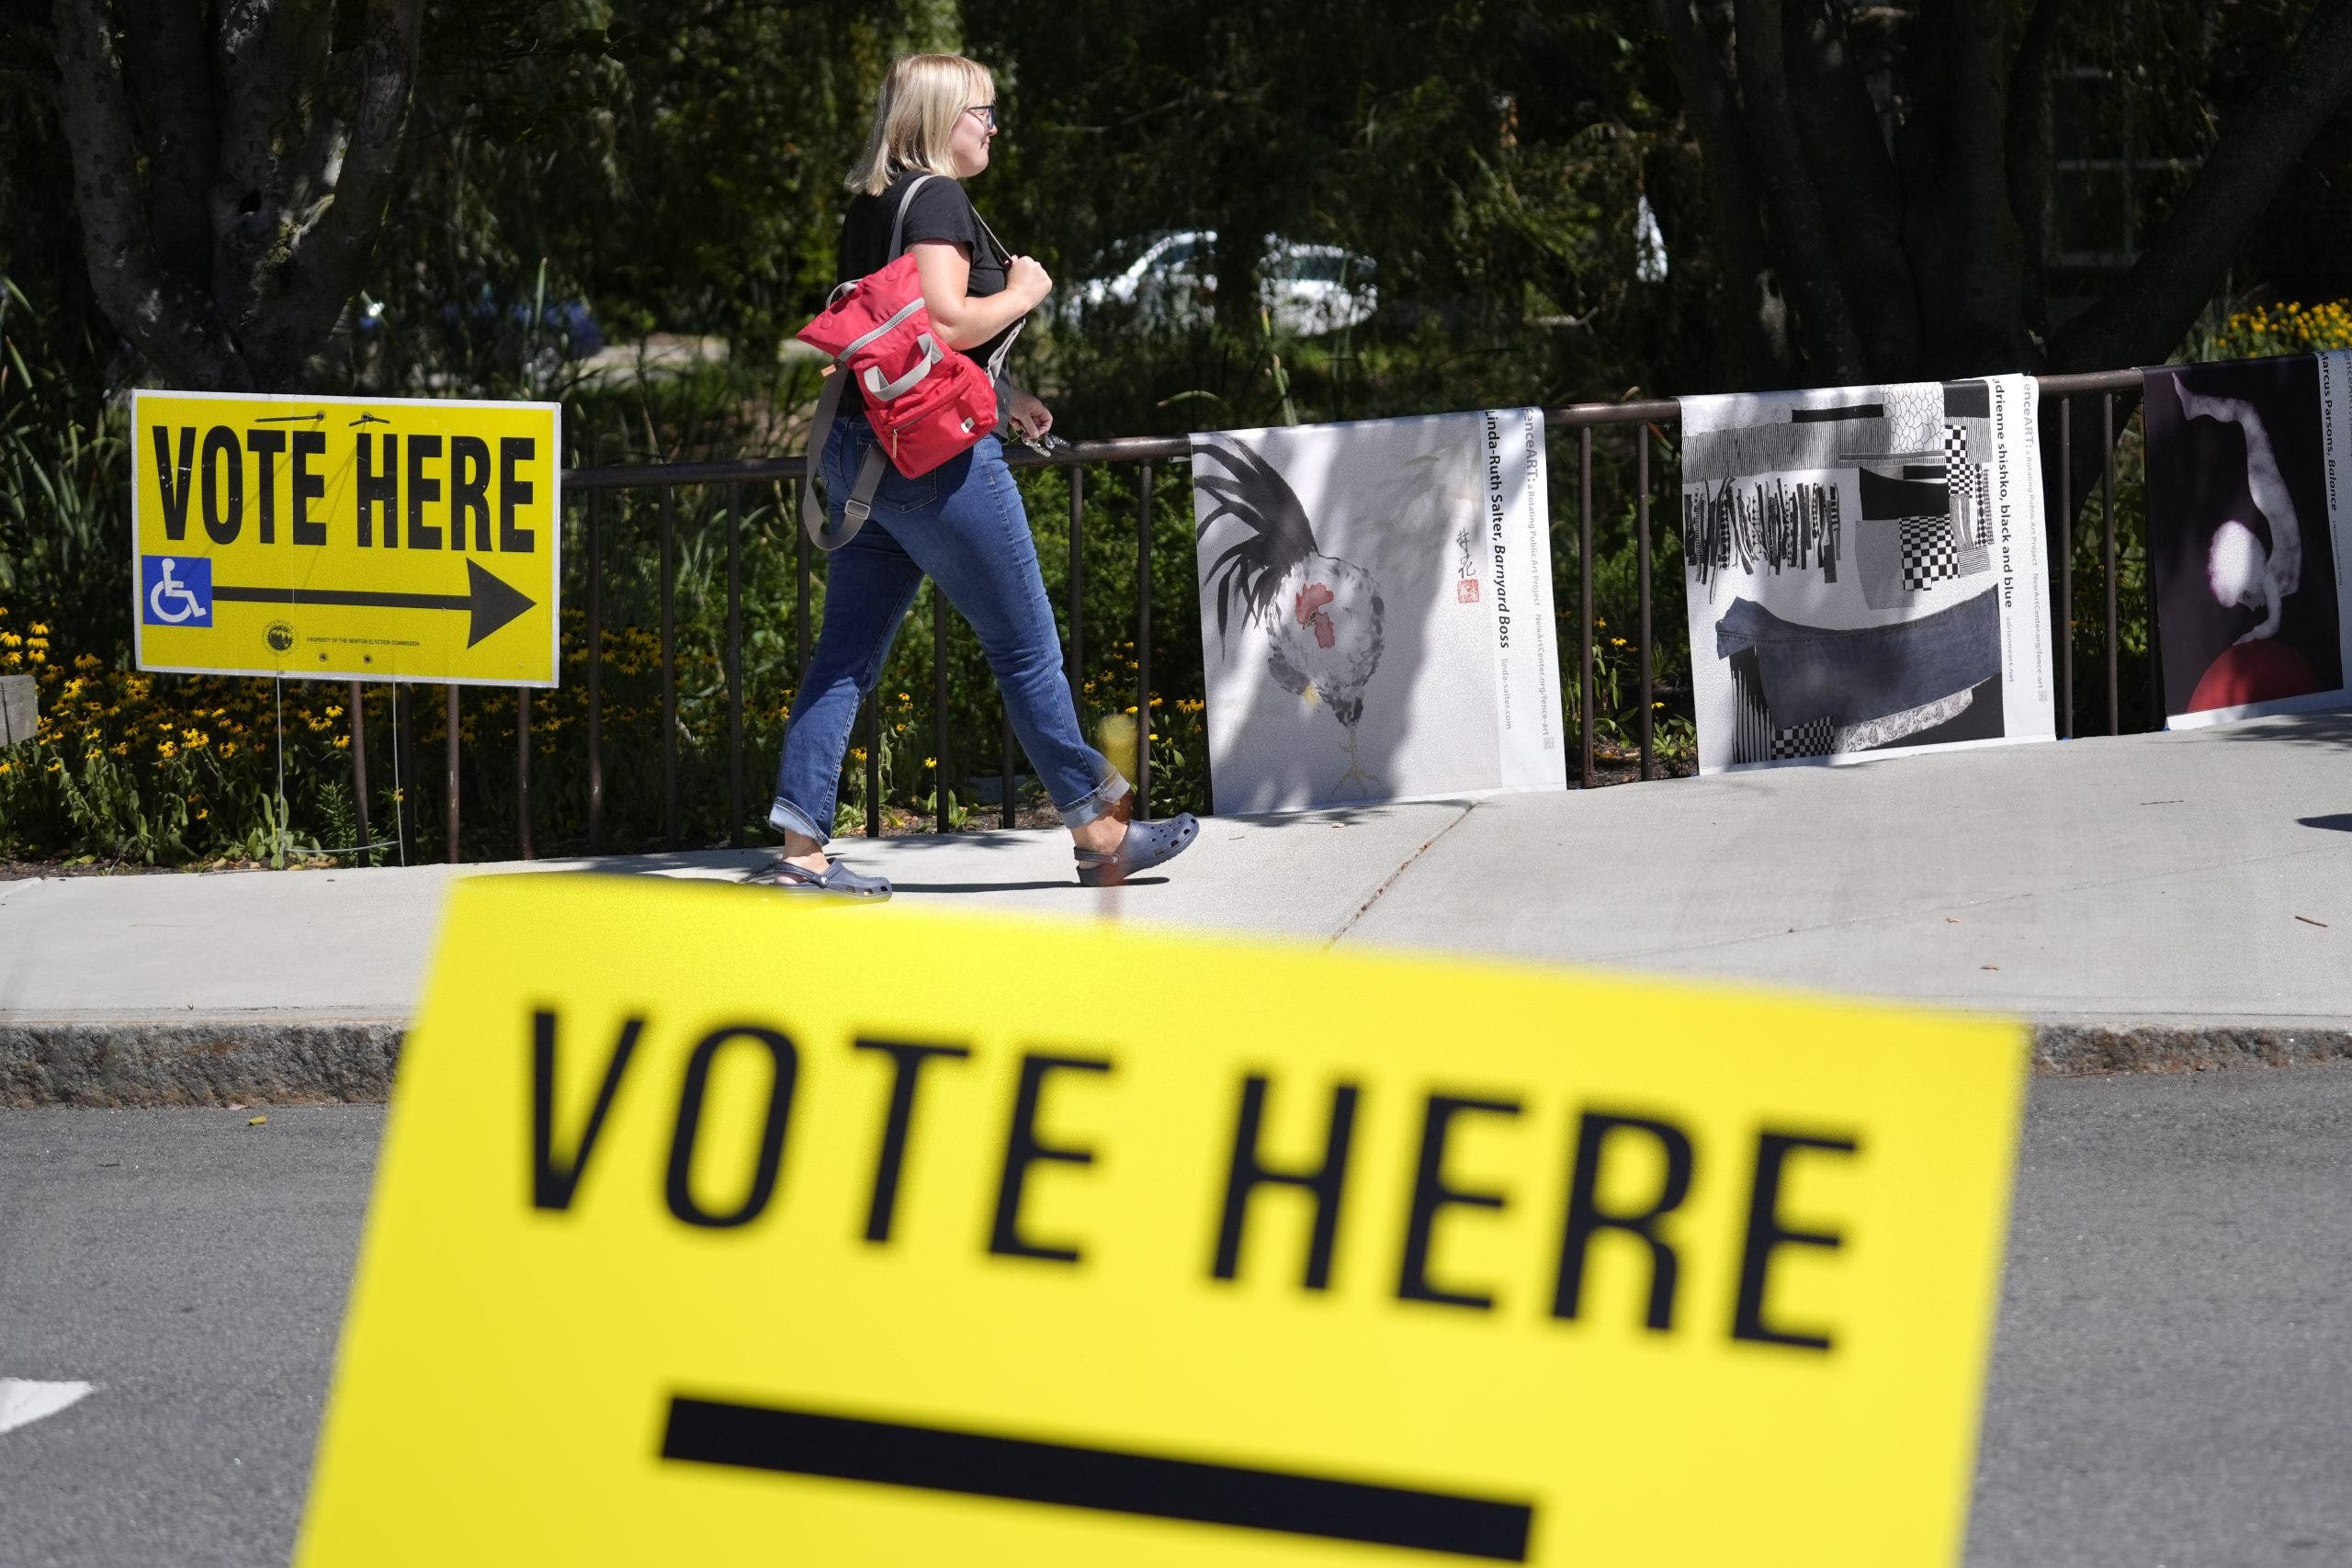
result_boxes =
[1069,231,1377,334]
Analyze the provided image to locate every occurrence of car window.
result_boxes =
[1276,249,1360,285]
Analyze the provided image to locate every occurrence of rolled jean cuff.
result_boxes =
[1057,770,1132,829]
[768,795,829,843]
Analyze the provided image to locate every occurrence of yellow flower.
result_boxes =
[325,705,344,718]
[333,735,349,750]
[28,622,47,636]
[220,742,239,758]
[158,740,177,760]
[0,761,9,775]
[923,756,937,768]
[196,807,209,820]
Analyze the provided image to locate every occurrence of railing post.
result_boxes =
[1001,707,1016,830]
[1135,459,1153,815]
[2143,419,2163,731]
[1067,464,1086,713]
[1636,426,1653,782]
[1578,427,1595,789]
[587,491,604,852]
[727,481,743,847]
[660,486,678,846]
[516,687,532,860]
[2103,393,2119,736]
[933,583,951,834]
[797,493,813,681]
[445,685,460,863]
[2058,398,2074,740]
[395,682,417,863]
[347,679,370,860]
[865,695,881,838]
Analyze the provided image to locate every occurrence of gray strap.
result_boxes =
[888,173,936,259]
[799,368,851,550]
[799,373,896,554]
[863,333,943,400]
[816,445,891,553]
[837,296,925,364]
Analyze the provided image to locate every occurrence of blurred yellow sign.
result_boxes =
[298,876,2024,1566]
[132,389,560,685]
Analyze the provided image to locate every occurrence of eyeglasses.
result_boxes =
[964,103,998,130]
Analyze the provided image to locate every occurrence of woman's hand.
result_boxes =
[1008,254,1053,310]
[1004,385,1054,442]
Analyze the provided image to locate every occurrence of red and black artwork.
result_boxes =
[2142,355,2352,727]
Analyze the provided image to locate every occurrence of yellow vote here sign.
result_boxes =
[132,389,560,685]
[299,877,2025,1567]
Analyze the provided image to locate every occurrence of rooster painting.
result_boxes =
[1193,434,1388,795]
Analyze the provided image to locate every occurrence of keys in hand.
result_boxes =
[1010,426,1069,457]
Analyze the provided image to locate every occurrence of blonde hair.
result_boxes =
[845,54,995,196]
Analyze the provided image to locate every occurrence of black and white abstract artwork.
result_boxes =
[1192,411,1565,812]
[1679,376,2057,774]
[2142,352,2352,728]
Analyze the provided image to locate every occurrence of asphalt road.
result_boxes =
[1,1066,2347,1567]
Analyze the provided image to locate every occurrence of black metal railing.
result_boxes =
[343,367,2149,863]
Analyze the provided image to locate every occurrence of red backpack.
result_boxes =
[796,174,1001,549]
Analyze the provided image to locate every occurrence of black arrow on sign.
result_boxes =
[250,412,325,423]
[211,558,536,648]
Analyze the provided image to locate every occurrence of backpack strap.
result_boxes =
[888,173,937,259]
[801,174,938,551]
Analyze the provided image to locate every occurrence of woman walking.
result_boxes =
[765,52,1198,897]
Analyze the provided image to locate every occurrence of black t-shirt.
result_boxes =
[840,171,1018,372]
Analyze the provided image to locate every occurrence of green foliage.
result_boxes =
[0,278,130,654]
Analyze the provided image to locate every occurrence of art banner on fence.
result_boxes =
[2142,353,2352,728]
[1190,412,1564,813]
[1678,377,2056,774]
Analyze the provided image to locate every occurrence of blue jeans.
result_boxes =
[769,420,1128,842]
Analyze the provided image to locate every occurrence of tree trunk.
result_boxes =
[49,0,424,392]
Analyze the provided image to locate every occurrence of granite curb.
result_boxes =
[1,1020,403,1108]
[5,1016,2348,1108]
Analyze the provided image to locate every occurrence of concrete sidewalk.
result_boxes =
[5,710,2348,1101]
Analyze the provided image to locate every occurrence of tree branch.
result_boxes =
[243,0,423,388]
[2055,0,2352,371]
[1653,0,1790,384]
[49,0,247,388]
[2005,0,2067,341]
[1732,0,1867,379]
[117,0,217,286]
[212,0,334,332]
[1892,0,2034,373]
[1781,0,1917,375]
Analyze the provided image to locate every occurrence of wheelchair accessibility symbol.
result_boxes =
[141,556,213,626]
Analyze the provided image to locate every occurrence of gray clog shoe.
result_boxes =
[1074,813,1200,887]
